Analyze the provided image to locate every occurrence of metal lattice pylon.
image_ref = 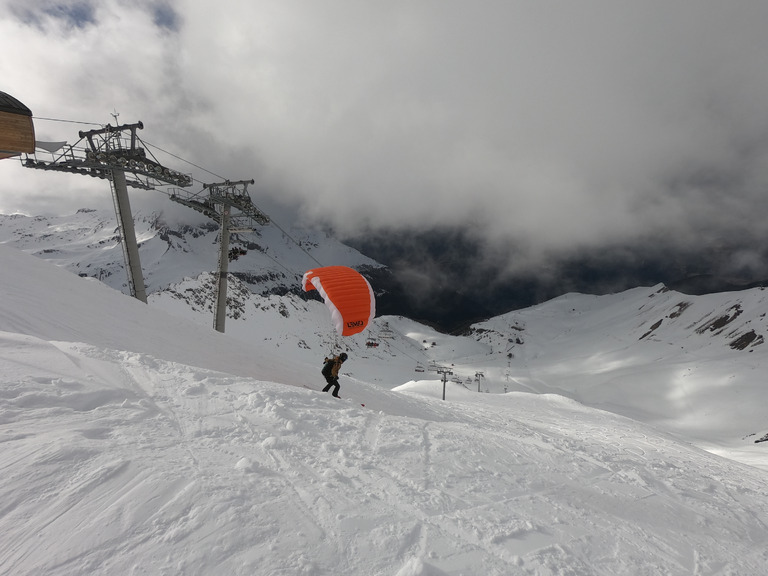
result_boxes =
[23,121,193,302]
[169,179,270,332]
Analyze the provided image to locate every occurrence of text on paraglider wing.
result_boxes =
[346,320,365,328]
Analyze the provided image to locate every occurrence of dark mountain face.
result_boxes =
[347,227,768,333]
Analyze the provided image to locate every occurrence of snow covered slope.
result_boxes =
[2,238,768,573]
[468,285,768,467]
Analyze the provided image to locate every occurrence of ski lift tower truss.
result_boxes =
[429,364,454,401]
[169,180,270,333]
[23,121,193,303]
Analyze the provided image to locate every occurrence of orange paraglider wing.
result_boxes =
[302,266,376,336]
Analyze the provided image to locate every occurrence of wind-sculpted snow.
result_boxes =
[2,338,768,575]
[2,245,768,574]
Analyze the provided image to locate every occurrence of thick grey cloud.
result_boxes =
[2,1,768,275]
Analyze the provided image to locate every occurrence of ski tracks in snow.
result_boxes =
[4,339,768,574]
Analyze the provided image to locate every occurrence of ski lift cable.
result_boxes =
[142,139,324,268]
[243,248,300,281]
[30,116,325,269]
[267,218,323,267]
[32,116,104,127]
[136,135,163,166]
[27,116,221,181]
[141,139,227,182]
[378,335,427,367]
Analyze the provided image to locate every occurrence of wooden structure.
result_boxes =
[0,91,35,160]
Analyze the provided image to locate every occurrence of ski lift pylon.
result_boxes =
[378,321,396,339]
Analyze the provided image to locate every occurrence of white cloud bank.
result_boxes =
[3,1,768,270]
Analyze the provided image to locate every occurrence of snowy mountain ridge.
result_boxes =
[2,209,768,574]
[470,282,767,359]
[0,207,380,297]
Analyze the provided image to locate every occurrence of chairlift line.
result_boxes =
[21,119,199,303]
[31,115,104,127]
[20,111,349,320]
[28,113,328,271]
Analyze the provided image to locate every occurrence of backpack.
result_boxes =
[321,357,335,377]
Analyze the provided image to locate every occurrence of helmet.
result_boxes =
[339,352,348,361]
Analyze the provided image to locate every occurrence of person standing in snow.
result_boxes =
[321,352,347,398]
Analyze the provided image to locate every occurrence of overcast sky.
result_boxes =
[2,0,768,276]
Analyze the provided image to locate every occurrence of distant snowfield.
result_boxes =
[2,244,768,575]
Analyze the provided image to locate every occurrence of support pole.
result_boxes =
[430,365,453,401]
[111,168,147,303]
[436,368,453,401]
[213,206,230,333]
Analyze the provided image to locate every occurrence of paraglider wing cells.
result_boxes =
[302,266,375,336]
